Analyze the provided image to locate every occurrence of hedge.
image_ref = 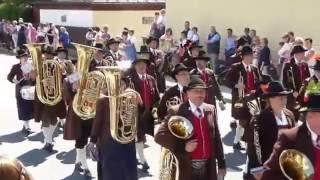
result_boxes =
[0,3,33,22]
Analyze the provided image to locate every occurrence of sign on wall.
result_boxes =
[142,17,154,24]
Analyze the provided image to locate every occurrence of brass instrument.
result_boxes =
[159,116,193,180]
[235,71,245,108]
[288,67,301,110]
[102,56,115,66]
[166,96,182,108]
[279,149,314,180]
[25,43,63,106]
[72,43,106,120]
[99,66,139,144]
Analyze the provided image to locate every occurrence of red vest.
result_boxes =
[314,147,320,180]
[246,70,255,93]
[140,79,152,108]
[191,114,213,160]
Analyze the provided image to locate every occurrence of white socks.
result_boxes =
[42,124,57,144]
[76,147,89,169]
[136,142,147,164]
[233,123,244,144]
[23,120,30,129]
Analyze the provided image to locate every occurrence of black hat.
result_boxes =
[192,55,210,61]
[186,76,208,90]
[189,42,203,50]
[261,81,293,98]
[171,63,190,80]
[132,52,150,65]
[258,74,273,85]
[56,46,68,53]
[146,36,159,44]
[107,38,120,47]
[41,45,57,56]
[290,45,307,56]
[300,94,320,112]
[16,49,28,59]
[240,46,253,56]
[310,55,320,71]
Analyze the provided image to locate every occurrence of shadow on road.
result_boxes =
[56,148,76,165]
[0,131,27,143]
[27,132,44,142]
[222,129,236,146]
[225,151,246,172]
[17,148,58,167]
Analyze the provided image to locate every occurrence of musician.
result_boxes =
[157,63,190,121]
[247,81,296,177]
[225,46,260,150]
[155,77,226,180]
[128,52,160,171]
[104,38,122,62]
[190,55,225,107]
[145,36,166,94]
[182,42,203,69]
[282,45,310,120]
[32,45,66,152]
[87,76,141,180]
[259,93,320,180]
[7,49,35,135]
[89,44,105,71]
[298,55,320,108]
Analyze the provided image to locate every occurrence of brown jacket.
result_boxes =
[247,108,295,168]
[190,68,223,106]
[225,62,260,120]
[155,102,226,180]
[261,123,315,179]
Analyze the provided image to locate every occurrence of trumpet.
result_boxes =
[279,149,314,180]
[235,71,245,108]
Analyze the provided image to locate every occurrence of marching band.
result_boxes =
[5,32,320,180]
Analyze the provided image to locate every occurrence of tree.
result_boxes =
[0,0,35,21]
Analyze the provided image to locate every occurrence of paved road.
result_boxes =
[0,54,246,180]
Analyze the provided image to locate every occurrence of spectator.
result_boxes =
[11,20,19,49]
[293,36,304,46]
[128,29,137,49]
[51,24,60,48]
[157,9,166,35]
[304,38,316,76]
[278,33,292,72]
[288,31,295,43]
[149,22,161,39]
[0,19,5,45]
[26,23,37,43]
[122,31,136,61]
[258,37,271,74]
[17,24,26,49]
[188,26,200,45]
[0,155,33,180]
[241,27,252,45]
[181,20,191,38]
[250,29,257,39]
[206,26,221,72]
[160,28,175,52]
[101,25,111,45]
[59,26,70,48]
[85,28,95,46]
[45,23,55,46]
[225,28,237,60]
[252,36,262,67]
[36,23,46,43]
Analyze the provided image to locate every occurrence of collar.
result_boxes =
[138,73,147,80]
[188,100,205,117]
[274,110,288,126]
[295,58,303,64]
[177,83,184,92]
[197,68,206,74]
[242,62,251,71]
[306,121,319,148]
[95,58,102,64]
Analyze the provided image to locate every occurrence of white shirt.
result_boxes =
[177,83,184,93]
[274,111,289,126]
[242,62,252,72]
[138,73,147,80]
[189,100,205,118]
[306,121,320,149]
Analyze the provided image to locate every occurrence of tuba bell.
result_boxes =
[25,43,63,106]
[159,115,193,180]
[72,43,106,120]
[279,149,314,180]
[99,66,139,144]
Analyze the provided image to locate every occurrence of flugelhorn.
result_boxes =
[25,43,63,106]
[279,149,314,180]
[72,43,105,120]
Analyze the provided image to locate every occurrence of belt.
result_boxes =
[191,159,208,170]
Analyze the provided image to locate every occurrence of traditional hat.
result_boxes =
[192,55,210,61]
[310,54,320,71]
[261,81,293,98]
[240,46,253,56]
[290,45,307,56]
[106,38,120,47]
[188,42,203,50]
[56,46,68,53]
[171,63,190,80]
[146,36,159,44]
[16,49,28,59]
[258,74,273,86]
[186,76,208,90]
[132,52,150,65]
[300,94,320,112]
[41,45,57,56]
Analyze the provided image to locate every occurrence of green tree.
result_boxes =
[0,0,35,21]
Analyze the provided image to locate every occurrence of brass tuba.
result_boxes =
[99,66,139,144]
[25,43,63,106]
[159,115,193,180]
[279,149,314,180]
[72,43,105,120]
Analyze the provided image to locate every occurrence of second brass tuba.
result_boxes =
[100,66,139,144]
[25,43,63,106]
[72,43,106,120]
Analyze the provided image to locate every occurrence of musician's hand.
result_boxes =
[136,94,143,106]
[12,78,19,84]
[293,91,299,98]
[253,172,263,180]
[250,90,256,94]
[218,168,227,177]
[72,81,80,92]
[30,70,37,80]
[185,139,198,152]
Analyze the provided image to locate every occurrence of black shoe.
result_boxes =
[74,162,84,172]
[233,142,245,150]
[230,121,237,129]
[142,162,150,172]
[83,169,92,177]
[21,127,31,136]
[136,159,141,165]
[42,143,54,153]
[58,122,64,129]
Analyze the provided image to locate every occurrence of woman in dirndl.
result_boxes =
[7,49,35,135]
